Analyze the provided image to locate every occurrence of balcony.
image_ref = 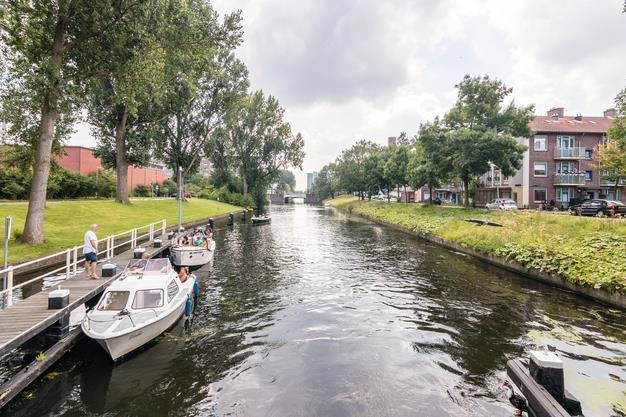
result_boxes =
[554,147,586,159]
[554,173,586,186]
[600,178,626,187]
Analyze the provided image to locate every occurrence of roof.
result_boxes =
[530,116,613,134]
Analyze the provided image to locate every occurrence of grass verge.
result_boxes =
[0,198,241,263]
[328,195,626,295]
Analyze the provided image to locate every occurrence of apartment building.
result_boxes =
[476,107,622,208]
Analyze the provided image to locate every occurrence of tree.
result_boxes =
[407,119,452,204]
[596,87,626,194]
[443,75,533,207]
[224,91,305,212]
[151,8,247,204]
[384,144,410,200]
[363,149,393,200]
[336,140,380,199]
[275,170,296,192]
[87,1,198,204]
[312,163,338,200]
[396,131,415,146]
[0,0,100,244]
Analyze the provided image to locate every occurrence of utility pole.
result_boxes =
[177,166,182,233]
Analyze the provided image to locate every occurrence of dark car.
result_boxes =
[575,199,626,217]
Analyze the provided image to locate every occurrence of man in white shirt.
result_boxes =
[83,224,99,279]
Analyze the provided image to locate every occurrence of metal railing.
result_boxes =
[0,219,167,308]
[553,173,586,185]
[553,147,586,159]
[600,178,626,187]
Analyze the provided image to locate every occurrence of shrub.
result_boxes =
[133,184,151,197]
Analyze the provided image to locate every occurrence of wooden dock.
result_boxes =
[0,234,170,408]
[0,235,169,357]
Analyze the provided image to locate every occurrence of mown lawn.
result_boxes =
[328,195,626,294]
[0,198,240,263]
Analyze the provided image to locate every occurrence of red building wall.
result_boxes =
[56,146,164,190]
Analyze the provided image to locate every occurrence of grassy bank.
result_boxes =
[328,195,626,295]
[0,198,241,263]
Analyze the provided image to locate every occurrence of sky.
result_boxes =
[70,0,626,190]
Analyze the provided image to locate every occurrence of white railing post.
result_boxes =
[73,246,78,276]
[108,236,113,258]
[65,249,71,280]
[131,229,136,248]
[162,219,167,235]
[149,223,154,241]
[6,266,13,307]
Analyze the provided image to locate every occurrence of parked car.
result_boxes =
[485,198,518,210]
[574,199,626,217]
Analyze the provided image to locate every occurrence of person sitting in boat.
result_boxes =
[201,237,210,249]
[206,228,213,239]
[193,233,203,246]
[129,253,150,272]
[178,266,189,283]
[182,236,190,246]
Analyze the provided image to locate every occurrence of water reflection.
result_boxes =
[1,205,624,417]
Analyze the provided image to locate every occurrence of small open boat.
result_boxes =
[81,258,197,361]
[251,215,271,225]
[170,239,215,270]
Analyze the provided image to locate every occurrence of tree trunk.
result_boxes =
[21,15,66,245]
[463,178,470,208]
[114,108,130,203]
[429,185,433,205]
[242,175,248,195]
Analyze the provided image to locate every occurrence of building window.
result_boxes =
[585,149,593,160]
[585,171,592,181]
[533,188,548,203]
[557,135,574,148]
[556,161,577,174]
[556,187,573,203]
[534,136,547,151]
[533,162,548,177]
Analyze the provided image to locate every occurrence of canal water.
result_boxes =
[1,205,624,417]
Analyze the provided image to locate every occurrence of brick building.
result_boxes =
[475,107,623,208]
[56,146,166,190]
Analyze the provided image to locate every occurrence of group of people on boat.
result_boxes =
[171,227,214,250]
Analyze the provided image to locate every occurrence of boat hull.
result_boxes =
[170,245,214,269]
[93,295,188,361]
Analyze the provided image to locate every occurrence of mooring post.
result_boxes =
[149,223,154,241]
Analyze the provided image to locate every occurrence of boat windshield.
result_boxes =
[124,258,170,273]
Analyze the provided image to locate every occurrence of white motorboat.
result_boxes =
[81,258,197,361]
[170,239,215,269]
[251,215,271,225]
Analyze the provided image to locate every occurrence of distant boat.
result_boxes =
[81,258,197,361]
[251,215,271,225]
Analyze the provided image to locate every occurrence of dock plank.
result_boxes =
[0,236,169,357]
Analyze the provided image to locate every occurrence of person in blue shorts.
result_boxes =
[83,224,99,279]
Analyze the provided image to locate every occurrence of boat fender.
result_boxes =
[193,280,199,297]
[184,296,192,317]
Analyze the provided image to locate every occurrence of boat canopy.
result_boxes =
[124,258,171,274]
